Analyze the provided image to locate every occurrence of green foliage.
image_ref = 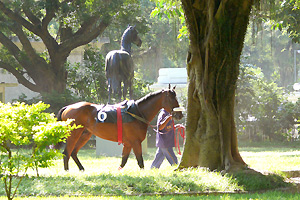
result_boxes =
[150,0,187,39]
[271,0,300,43]
[0,102,79,200]
[67,47,108,104]
[236,64,297,141]
[132,69,152,100]
[14,90,80,114]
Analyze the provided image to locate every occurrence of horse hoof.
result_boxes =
[118,166,123,170]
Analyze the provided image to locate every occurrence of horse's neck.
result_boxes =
[137,94,164,123]
[121,40,131,54]
[121,31,132,54]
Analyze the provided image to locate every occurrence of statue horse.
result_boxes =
[57,86,183,171]
[105,25,142,104]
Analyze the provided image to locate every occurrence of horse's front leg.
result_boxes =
[132,141,144,169]
[129,80,133,100]
[120,145,132,169]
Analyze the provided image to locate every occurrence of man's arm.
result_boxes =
[158,114,172,131]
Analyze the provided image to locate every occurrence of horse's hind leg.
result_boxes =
[120,145,132,169]
[132,141,144,169]
[71,129,93,171]
[63,127,85,171]
[123,81,128,100]
[117,81,122,102]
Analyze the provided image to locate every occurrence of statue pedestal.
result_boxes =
[96,137,147,157]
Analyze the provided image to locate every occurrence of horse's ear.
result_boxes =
[173,85,176,90]
[168,84,171,90]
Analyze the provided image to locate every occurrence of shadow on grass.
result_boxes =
[230,169,292,191]
[1,173,205,197]
[0,169,292,198]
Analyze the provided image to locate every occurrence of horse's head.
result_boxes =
[128,25,142,47]
[162,86,184,120]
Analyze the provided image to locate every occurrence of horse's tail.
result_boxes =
[105,51,116,77]
[57,106,67,121]
[50,106,68,150]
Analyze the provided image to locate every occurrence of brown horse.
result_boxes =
[57,87,183,171]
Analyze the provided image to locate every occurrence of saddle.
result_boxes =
[95,100,139,123]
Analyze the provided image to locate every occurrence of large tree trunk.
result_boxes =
[179,0,254,171]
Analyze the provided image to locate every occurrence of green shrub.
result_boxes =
[0,102,79,200]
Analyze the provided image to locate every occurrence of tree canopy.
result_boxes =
[0,0,141,95]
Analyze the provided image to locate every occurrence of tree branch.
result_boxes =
[0,30,40,77]
[22,5,41,25]
[0,32,22,60]
[73,16,99,37]
[59,19,110,55]
[0,1,38,34]
[0,61,40,92]
[42,0,59,29]
[9,24,40,63]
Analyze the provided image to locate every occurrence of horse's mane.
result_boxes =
[121,27,133,53]
[136,90,164,105]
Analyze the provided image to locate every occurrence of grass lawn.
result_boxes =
[0,191,300,200]
[239,142,300,173]
[1,141,300,199]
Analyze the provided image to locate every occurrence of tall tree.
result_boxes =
[178,0,254,171]
[0,0,138,94]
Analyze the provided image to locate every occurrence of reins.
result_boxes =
[126,111,151,126]
[125,101,158,128]
[173,122,185,155]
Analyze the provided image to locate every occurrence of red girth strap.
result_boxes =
[117,107,123,145]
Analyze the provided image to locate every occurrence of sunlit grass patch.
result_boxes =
[240,147,300,172]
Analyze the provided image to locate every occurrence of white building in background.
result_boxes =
[150,68,187,89]
[0,37,109,103]
[150,68,188,103]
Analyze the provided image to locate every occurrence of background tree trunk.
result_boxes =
[179,0,254,171]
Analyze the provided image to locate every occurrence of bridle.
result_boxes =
[126,90,176,128]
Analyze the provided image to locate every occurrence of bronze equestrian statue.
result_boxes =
[105,25,142,103]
